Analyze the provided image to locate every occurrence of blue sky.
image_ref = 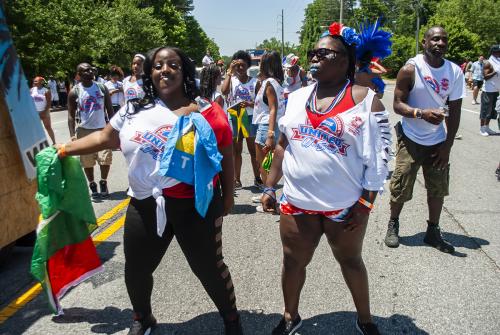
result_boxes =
[192,0,313,56]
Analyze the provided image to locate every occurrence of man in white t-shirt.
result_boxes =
[68,63,114,199]
[385,27,465,254]
[202,49,214,68]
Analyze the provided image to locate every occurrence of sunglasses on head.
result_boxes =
[307,48,343,62]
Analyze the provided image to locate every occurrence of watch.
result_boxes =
[414,108,423,119]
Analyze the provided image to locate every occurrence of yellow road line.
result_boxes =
[0,198,130,325]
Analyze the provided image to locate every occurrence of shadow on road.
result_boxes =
[52,306,133,334]
[399,231,489,257]
[51,308,428,334]
[232,204,258,214]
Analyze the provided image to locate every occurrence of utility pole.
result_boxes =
[339,0,344,24]
[281,9,285,57]
[414,0,421,55]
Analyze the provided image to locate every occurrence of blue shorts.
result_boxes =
[255,123,280,146]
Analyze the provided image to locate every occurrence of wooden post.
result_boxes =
[0,93,39,248]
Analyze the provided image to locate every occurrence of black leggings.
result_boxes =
[123,192,237,319]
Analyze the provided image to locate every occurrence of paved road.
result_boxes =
[0,84,499,334]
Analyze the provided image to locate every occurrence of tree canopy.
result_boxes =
[4,0,220,79]
[298,0,499,77]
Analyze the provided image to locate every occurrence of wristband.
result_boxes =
[263,187,276,193]
[357,197,374,210]
[57,143,68,158]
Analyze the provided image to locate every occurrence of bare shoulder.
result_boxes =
[371,95,385,113]
[399,63,415,76]
[351,84,369,104]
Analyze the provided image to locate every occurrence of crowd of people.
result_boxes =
[27,17,500,335]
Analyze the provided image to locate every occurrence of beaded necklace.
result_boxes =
[307,79,351,115]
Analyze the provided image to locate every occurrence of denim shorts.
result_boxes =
[255,123,280,146]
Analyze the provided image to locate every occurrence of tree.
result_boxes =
[256,38,299,57]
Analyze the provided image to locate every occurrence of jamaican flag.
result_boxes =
[227,102,251,139]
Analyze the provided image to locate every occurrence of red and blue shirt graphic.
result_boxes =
[130,125,173,160]
[291,116,350,155]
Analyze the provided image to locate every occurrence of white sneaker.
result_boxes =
[251,195,262,203]
[256,205,265,213]
[480,126,489,136]
[485,127,498,135]
[472,100,478,105]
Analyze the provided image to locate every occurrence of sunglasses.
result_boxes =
[307,48,343,62]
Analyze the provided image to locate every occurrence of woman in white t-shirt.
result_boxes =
[221,50,262,190]
[252,51,285,193]
[30,76,55,144]
[122,53,146,102]
[55,47,242,335]
[104,65,125,114]
[261,23,391,335]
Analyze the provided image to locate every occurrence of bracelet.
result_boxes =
[357,197,374,210]
[413,108,418,118]
[263,187,276,193]
[57,143,68,158]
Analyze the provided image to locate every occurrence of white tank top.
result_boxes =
[278,85,392,211]
[252,78,285,124]
[75,82,107,129]
[484,56,500,93]
[402,54,465,145]
[30,87,48,112]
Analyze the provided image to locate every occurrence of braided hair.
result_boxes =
[199,64,221,101]
[125,46,199,116]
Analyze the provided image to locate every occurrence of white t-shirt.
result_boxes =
[402,54,465,146]
[105,80,124,106]
[75,82,107,129]
[484,56,500,93]
[48,79,59,101]
[253,78,285,124]
[229,76,257,115]
[202,55,214,67]
[284,72,303,95]
[123,76,145,101]
[278,85,392,211]
[109,100,180,199]
[30,87,48,112]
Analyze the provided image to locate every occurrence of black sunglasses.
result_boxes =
[307,48,343,62]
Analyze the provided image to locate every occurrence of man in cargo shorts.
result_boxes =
[384,27,465,254]
[68,63,114,199]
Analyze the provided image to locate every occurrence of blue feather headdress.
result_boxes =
[355,19,392,60]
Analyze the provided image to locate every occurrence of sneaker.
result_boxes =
[256,205,265,213]
[472,100,478,105]
[423,221,455,253]
[480,126,489,136]
[254,177,264,190]
[99,180,109,198]
[454,134,462,140]
[89,182,100,199]
[234,180,242,190]
[251,195,262,203]
[224,315,244,335]
[496,167,500,181]
[272,315,302,335]
[485,126,498,135]
[127,314,157,335]
[384,218,400,248]
[356,319,380,335]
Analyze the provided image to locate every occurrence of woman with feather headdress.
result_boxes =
[355,19,392,98]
